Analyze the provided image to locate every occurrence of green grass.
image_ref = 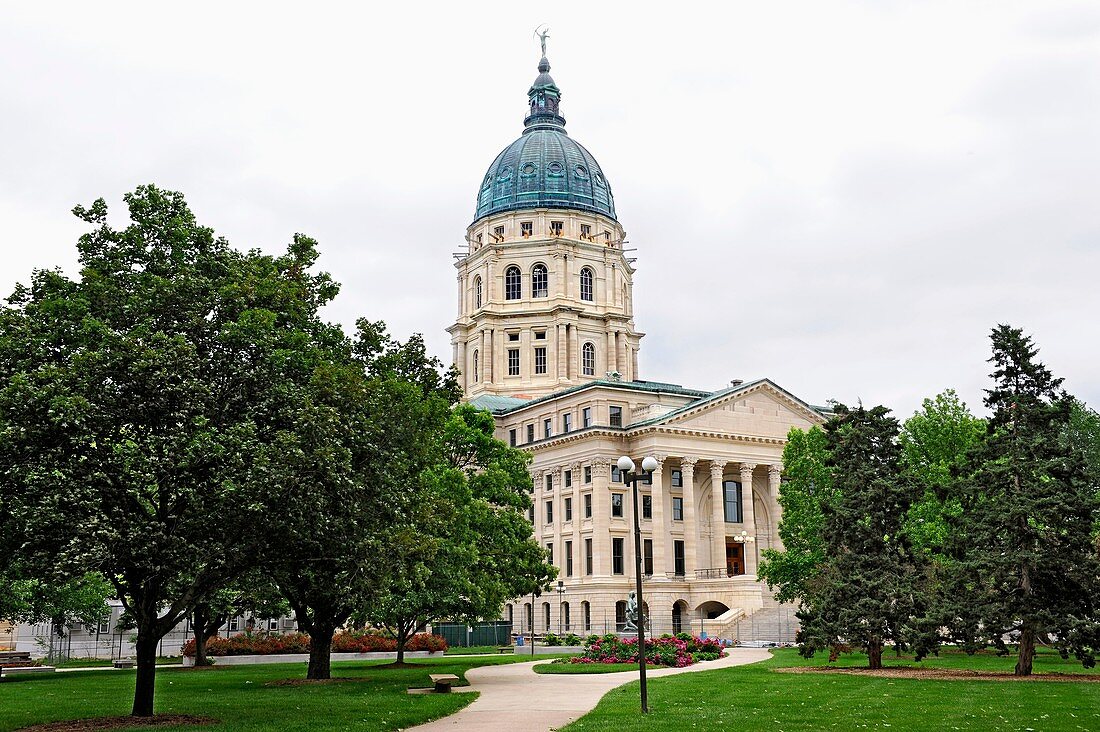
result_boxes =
[51,656,182,669]
[534,662,638,674]
[443,645,511,655]
[0,655,533,732]
[562,647,1100,731]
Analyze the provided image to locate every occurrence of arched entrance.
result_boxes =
[672,600,689,634]
[696,600,730,620]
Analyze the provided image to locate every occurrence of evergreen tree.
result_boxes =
[945,325,1100,675]
[798,404,930,669]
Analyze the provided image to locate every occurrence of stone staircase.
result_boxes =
[731,603,799,645]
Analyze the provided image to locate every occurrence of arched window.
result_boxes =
[580,267,594,302]
[472,349,479,382]
[474,276,482,308]
[505,265,521,300]
[562,601,571,632]
[582,342,596,376]
[543,602,551,631]
[532,264,548,298]
[506,604,514,623]
[582,601,591,631]
[525,602,533,631]
[615,601,627,632]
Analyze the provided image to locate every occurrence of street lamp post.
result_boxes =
[556,580,566,635]
[618,454,659,714]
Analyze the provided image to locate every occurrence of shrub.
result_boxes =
[561,634,725,667]
[181,630,446,656]
[564,633,582,646]
[543,633,562,647]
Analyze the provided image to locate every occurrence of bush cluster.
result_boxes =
[542,633,583,646]
[181,630,447,657]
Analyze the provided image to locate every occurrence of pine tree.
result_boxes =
[945,325,1100,675]
[798,404,931,669]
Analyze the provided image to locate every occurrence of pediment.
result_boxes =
[654,380,825,439]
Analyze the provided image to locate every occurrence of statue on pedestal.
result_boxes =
[623,590,640,632]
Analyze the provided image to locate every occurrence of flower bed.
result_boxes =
[182,630,446,657]
[558,633,726,667]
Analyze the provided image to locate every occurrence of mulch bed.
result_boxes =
[16,715,217,731]
[777,666,1100,682]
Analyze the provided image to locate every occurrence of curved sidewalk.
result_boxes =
[405,647,772,732]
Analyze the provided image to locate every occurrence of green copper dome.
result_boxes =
[474,55,617,223]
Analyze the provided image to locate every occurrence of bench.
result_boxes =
[496,645,513,654]
[428,673,460,693]
[1,666,55,676]
[112,659,136,669]
[0,651,31,664]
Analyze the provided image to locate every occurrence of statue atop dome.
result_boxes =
[534,25,550,58]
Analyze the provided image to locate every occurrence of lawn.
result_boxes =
[443,645,510,655]
[0,655,531,732]
[562,647,1100,732]
[534,662,638,674]
[50,657,182,669]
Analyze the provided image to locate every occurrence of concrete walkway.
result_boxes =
[405,647,772,732]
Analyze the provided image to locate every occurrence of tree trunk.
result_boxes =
[307,624,334,680]
[192,606,211,667]
[396,628,407,665]
[867,640,883,670]
[1015,625,1035,676]
[132,629,159,717]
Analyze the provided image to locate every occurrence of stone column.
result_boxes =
[457,340,466,392]
[632,347,639,381]
[768,464,784,552]
[709,461,727,572]
[530,470,543,542]
[649,456,666,578]
[606,331,617,374]
[740,463,757,576]
[481,330,491,384]
[592,456,611,577]
[570,462,582,579]
[617,332,628,378]
[553,467,564,576]
[568,324,579,380]
[493,328,504,383]
[556,323,567,380]
[680,457,698,577]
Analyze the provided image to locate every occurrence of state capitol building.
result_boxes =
[450,47,828,638]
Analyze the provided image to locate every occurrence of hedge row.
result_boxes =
[181,630,447,657]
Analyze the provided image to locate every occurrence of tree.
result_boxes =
[359,404,554,664]
[899,390,985,558]
[0,573,111,639]
[758,426,835,604]
[944,325,1100,675]
[0,186,341,715]
[267,326,460,679]
[188,573,288,667]
[798,404,930,669]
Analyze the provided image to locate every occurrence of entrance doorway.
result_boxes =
[725,542,745,576]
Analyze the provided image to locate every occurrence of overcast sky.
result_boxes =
[2,1,1097,417]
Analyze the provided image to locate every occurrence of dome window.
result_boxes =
[574,165,589,180]
[532,264,548,298]
[481,171,493,190]
[474,276,482,308]
[550,221,563,237]
[547,161,564,177]
[521,221,533,238]
[521,163,538,176]
[594,171,605,187]
[498,166,513,182]
[505,266,522,300]
[580,267,594,302]
[580,224,591,241]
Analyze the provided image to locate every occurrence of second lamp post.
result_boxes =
[617,454,659,714]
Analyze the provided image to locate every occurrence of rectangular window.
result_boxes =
[508,332,520,342]
[268,618,279,631]
[521,221,533,237]
[612,538,624,575]
[563,413,572,432]
[508,349,520,376]
[494,225,505,240]
[671,469,682,488]
[546,542,554,564]
[642,494,652,520]
[580,223,591,239]
[535,330,546,340]
[534,346,547,375]
[98,619,111,634]
[229,618,239,632]
[528,505,534,522]
[672,496,684,521]
[564,496,573,521]
[611,465,621,483]
[582,406,592,428]
[584,493,592,518]
[565,540,573,576]
[550,220,563,236]
[674,540,686,576]
[643,539,654,576]
[609,406,623,427]
[564,470,572,488]
[509,429,517,447]
[724,481,743,523]
[543,418,552,439]
[585,538,593,575]
[546,474,553,491]
[611,493,624,517]
[584,466,592,483]
[545,500,553,524]
[526,424,535,443]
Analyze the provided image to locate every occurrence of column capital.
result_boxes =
[709,460,727,477]
[740,462,758,475]
[768,464,783,480]
[680,456,699,470]
[569,462,583,473]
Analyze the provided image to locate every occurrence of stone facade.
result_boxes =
[452,49,827,640]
